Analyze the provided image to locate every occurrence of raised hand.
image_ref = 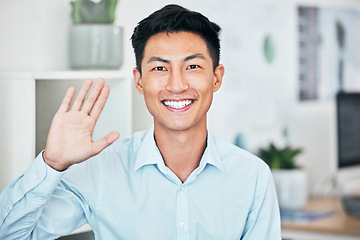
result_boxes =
[43,78,120,171]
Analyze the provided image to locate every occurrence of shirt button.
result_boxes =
[180,185,185,191]
[180,222,185,229]
[35,173,40,180]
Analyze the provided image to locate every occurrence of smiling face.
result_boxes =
[133,31,224,133]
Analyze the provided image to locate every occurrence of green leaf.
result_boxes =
[71,0,118,24]
[257,143,303,169]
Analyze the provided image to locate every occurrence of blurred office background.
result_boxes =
[1,0,358,196]
[1,0,360,239]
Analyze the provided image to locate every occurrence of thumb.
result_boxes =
[92,131,120,155]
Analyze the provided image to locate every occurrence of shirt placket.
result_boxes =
[176,184,189,240]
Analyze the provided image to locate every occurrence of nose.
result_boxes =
[165,69,189,93]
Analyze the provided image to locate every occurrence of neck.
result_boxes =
[154,122,207,183]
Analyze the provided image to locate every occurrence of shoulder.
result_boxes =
[209,134,270,176]
[208,135,276,204]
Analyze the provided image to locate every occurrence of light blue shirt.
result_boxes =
[0,127,281,239]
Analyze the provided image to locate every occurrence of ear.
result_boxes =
[213,64,224,92]
[133,67,144,95]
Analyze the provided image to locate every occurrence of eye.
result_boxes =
[186,65,200,70]
[152,66,167,71]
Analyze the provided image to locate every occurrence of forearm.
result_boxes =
[0,153,79,239]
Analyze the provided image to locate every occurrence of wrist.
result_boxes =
[42,151,69,172]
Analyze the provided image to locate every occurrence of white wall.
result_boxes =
[292,0,360,195]
[0,0,71,71]
[0,0,360,195]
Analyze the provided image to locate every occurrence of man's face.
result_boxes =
[133,31,224,133]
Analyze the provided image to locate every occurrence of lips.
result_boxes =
[162,100,194,109]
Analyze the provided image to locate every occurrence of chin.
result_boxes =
[155,117,205,133]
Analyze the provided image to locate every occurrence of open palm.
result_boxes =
[43,78,120,171]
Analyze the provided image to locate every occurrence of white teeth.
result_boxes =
[163,100,192,109]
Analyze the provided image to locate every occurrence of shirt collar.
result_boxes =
[198,134,225,174]
[134,126,163,171]
[133,126,225,174]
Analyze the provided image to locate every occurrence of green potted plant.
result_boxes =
[258,143,302,170]
[258,143,308,210]
[69,0,123,69]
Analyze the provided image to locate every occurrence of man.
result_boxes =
[0,4,281,239]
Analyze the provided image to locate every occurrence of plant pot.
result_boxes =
[272,169,308,210]
[70,25,123,69]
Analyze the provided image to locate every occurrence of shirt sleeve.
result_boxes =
[0,152,88,239]
[241,166,282,240]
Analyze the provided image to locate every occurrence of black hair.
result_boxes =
[131,4,221,74]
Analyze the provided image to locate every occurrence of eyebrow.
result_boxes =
[184,54,206,62]
[146,54,206,65]
[147,56,170,64]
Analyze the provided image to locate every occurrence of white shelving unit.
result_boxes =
[0,70,133,236]
[0,70,133,190]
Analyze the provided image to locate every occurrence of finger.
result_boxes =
[71,79,93,111]
[89,85,110,120]
[81,78,105,114]
[92,131,120,155]
[58,87,76,113]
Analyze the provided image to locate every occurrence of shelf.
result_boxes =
[0,70,133,81]
[33,70,132,80]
